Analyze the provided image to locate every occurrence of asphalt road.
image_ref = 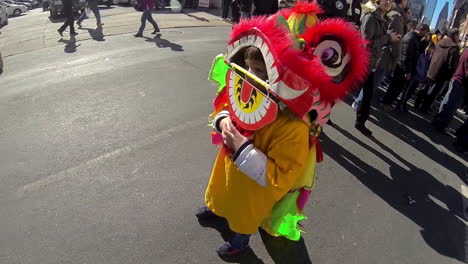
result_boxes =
[1,8,467,264]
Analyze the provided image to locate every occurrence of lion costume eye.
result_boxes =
[313,39,351,83]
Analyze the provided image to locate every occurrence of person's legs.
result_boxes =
[382,65,406,107]
[91,6,101,25]
[454,118,468,153]
[399,79,420,110]
[146,10,160,33]
[355,72,374,135]
[67,12,76,33]
[136,9,148,35]
[421,80,445,113]
[77,10,87,26]
[432,80,465,130]
[414,80,431,109]
[217,233,251,257]
[221,0,231,18]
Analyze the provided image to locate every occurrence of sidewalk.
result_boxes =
[0,7,229,57]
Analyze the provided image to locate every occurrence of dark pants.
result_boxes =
[221,0,232,18]
[59,9,75,33]
[138,9,159,35]
[382,65,407,106]
[420,79,446,112]
[399,79,420,107]
[356,72,374,126]
[432,80,465,130]
[455,118,468,151]
[231,0,240,23]
[230,233,250,250]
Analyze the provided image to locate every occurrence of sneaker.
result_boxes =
[352,102,360,112]
[57,29,63,37]
[216,241,248,259]
[134,33,143,38]
[195,205,217,219]
[355,124,373,136]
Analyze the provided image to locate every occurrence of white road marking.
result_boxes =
[16,117,206,197]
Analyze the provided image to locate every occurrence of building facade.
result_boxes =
[436,1,449,31]
[424,0,438,26]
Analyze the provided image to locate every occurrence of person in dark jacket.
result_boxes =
[134,0,160,37]
[353,0,407,112]
[76,0,102,28]
[381,23,430,111]
[417,28,460,113]
[316,0,362,26]
[431,49,467,137]
[355,0,400,135]
[57,0,78,36]
[252,0,277,16]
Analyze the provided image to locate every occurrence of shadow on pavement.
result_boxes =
[197,217,313,263]
[321,125,467,263]
[343,91,467,182]
[58,35,80,53]
[258,228,312,264]
[81,26,105,41]
[183,12,210,22]
[144,35,184,52]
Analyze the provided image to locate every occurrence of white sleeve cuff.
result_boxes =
[234,145,267,187]
[213,110,230,133]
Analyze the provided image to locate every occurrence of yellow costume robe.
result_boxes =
[205,111,310,235]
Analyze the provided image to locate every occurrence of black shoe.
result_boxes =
[216,241,248,260]
[326,119,335,126]
[355,124,373,136]
[151,29,160,35]
[77,22,82,28]
[134,33,143,38]
[57,29,63,37]
[70,32,78,36]
[195,205,217,219]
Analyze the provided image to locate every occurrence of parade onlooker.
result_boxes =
[353,0,407,112]
[134,0,160,38]
[239,0,253,19]
[221,0,232,19]
[417,28,460,114]
[431,49,467,135]
[399,42,435,111]
[381,23,430,111]
[431,29,442,44]
[317,0,362,26]
[355,0,400,135]
[77,0,103,28]
[252,0,277,16]
[57,0,78,36]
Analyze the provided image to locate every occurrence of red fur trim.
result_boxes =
[289,0,323,15]
[295,18,370,103]
[229,16,295,79]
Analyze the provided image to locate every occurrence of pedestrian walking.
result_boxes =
[431,49,467,133]
[58,0,78,36]
[77,0,103,28]
[134,0,160,38]
[417,28,460,114]
[381,23,430,111]
[355,0,400,136]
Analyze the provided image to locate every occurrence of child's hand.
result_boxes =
[221,117,249,152]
